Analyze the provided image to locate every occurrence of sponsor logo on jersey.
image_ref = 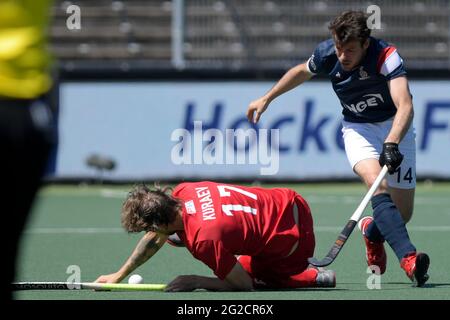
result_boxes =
[359,66,370,80]
[195,187,216,221]
[184,200,196,214]
[335,72,341,78]
[342,93,384,113]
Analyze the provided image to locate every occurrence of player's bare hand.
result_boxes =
[94,273,122,284]
[247,97,270,124]
[165,275,198,292]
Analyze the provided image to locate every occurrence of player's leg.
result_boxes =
[342,121,390,273]
[371,191,429,286]
[346,121,428,285]
[384,124,417,223]
[354,159,389,273]
[354,159,416,250]
[382,127,428,286]
[389,187,415,223]
[1,100,53,299]
[353,158,389,193]
[237,196,335,289]
[354,160,421,278]
[287,267,336,288]
[275,196,335,288]
[351,156,415,223]
[355,163,429,285]
[237,255,270,288]
[238,256,336,289]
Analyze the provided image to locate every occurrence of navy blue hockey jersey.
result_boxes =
[307,37,406,123]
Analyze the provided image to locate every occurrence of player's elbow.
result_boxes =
[224,275,253,291]
[403,102,414,121]
[229,279,253,291]
[224,263,254,291]
[396,97,414,116]
[409,106,414,119]
[298,63,313,77]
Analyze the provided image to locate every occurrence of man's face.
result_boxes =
[334,39,369,71]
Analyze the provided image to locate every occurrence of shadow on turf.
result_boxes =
[423,283,450,288]
[334,281,450,290]
[384,282,450,288]
[254,288,347,292]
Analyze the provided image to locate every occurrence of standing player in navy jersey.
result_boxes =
[246,11,429,286]
[95,182,336,291]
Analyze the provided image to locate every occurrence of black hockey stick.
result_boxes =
[12,282,166,291]
[308,165,388,267]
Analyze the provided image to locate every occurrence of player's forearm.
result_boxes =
[263,63,312,103]
[194,276,251,292]
[117,232,167,279]
[385,102,414,144]
[386,76,414,144]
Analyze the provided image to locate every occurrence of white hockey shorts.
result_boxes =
[342,117,416,189]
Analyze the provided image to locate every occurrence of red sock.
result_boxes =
[281,268,318,288]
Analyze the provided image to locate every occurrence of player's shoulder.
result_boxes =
[172,182,195,196]
[173,181,216,196]
[370,36,400,59]
[308,38,338,74]
[270,187,298,197]
[314,38,336,58]
[172,182,188,195]
[370,37,404,75]
[371,36,395,50]
[249,185,297,198]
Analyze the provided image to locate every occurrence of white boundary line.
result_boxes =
[40,189,450,204]
[24,227,123,234]
[304,195,450,205]
[314,226,450,232]
[24,226,450,234]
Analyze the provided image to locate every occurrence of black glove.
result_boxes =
[379,142,404,174]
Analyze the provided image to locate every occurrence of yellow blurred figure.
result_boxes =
[0,0,55,301]
[0,0,53,99]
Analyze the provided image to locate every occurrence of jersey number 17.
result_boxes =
[217,185,258,217]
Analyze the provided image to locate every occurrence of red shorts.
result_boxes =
[238,194,316,288]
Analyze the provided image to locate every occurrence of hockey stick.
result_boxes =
[12,282,167,291]
[308,165,389,267]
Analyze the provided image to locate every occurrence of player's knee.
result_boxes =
[366,176,388,193]
[399,208,413,223]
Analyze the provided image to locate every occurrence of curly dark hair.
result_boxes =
[121,184,182,233]
[328,11,371,45]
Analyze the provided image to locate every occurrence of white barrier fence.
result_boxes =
[56,81,450,180]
